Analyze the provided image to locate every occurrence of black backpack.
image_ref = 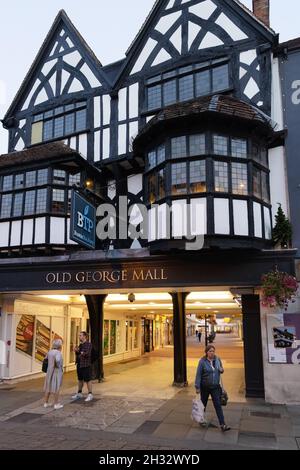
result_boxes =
[42,356,48,373]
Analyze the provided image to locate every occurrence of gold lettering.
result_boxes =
[92,272,102,282]
[145,270,154,280]
[161,269,168,280]
[132,270,144,281]
[122,270,128,281]
[46,273,56,284]
[75,272,85,283]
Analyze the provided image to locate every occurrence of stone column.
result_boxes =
[242,294,265,398]
[171,292,189,387]
[85,294,106,382]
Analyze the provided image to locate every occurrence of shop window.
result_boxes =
[171,162,187,195]
[231,162,248,196]
[104,320,109,356]
[214,161,228,192]
[110,320,116,355]
[70,318,81,363]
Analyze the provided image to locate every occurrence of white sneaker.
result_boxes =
[43,403,51,408]
[54,403,64,410]
[84,394,93,402]
[71,393,83,400]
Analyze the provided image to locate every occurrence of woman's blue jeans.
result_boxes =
[201,385,225,426]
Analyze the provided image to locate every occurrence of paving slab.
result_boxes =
[153,423,190,439]
[277,437,299,450]
[240,419,275,434]
[238,431,277,450]
[204,428,239,446]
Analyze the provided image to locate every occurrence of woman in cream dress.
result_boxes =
[43,339,64,410]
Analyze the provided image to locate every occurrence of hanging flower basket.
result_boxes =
[261,269,298,310]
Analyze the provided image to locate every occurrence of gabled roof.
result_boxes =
[3,10,110,123]
[115,0,277,87]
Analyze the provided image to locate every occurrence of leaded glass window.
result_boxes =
[171,162,187,195]
[214,162,228,192]
[232,163,248,195]
[190,160,206,193]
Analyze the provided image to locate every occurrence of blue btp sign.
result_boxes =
[70,191,96,249]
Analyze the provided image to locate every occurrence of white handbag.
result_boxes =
[191,396,205,423]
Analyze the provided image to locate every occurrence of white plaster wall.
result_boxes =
[214,198,230,235]
[260,294,300,404]
[269,146,289,222]
[233,200,248,236]
[271,56,284,131]
[253,202,262,238]
[50,217,65,244]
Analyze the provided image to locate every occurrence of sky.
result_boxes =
[0,0,299,154]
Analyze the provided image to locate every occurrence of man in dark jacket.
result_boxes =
[72,331,93,402]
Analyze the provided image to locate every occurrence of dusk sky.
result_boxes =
[0,0,299,154]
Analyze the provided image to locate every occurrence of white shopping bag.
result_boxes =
[191,396,205,423]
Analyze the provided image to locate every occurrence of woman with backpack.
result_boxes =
[195,344,230,432]
[43,339,64,410]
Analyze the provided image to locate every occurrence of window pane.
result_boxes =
[157,145,166,165]
[232,162,248,195]
[171,136,187,158]
[33,114,43,123]
[26,171,36,188]
[52,189,65,214]
[261,171,269,202]
[163,80,177,106]
[261,148,268,167]
[3,175,13,191]
[15,174,24,189]
[189,134,206,156]
[179,75,194,102]
[44,110,54,119]
[53,169,66,185]
[13,193,23,217]
[24,190,36,215]
[36,188,48,213]
[76,110,86,132]
[213,135,228,156]
[148,85,162,110]
[195,70,210,97]
[253,167,261,199]
[172,162,187,195]
[69,173,81,186]
[43,120,53,141]
[65,113,75,135]
[148,151,156,169]
[147,173,156,204]
[158,169,166,200]
[0,194,12,218]
[54,106,64,115]
[231,138,247,158]
[37,169,48,186]
[214,162,228,192]
[190,160,206,193]
[54,117,64,138]
[213,64,229,91]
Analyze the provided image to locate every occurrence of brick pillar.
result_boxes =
[253,0,270,27]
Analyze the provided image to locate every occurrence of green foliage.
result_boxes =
[272,205,293,248]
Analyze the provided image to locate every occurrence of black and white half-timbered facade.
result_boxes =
[0,0,299,403]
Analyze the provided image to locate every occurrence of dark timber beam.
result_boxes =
[171,292,189,387]
[85,294,106,382]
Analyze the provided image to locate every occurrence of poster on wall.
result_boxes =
[267,312,300,364]
[16,315,35,357]
[35,320,51,362]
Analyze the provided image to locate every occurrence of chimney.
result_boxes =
[252,0,270,27]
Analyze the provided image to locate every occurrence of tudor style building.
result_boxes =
[0,1,299,403]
